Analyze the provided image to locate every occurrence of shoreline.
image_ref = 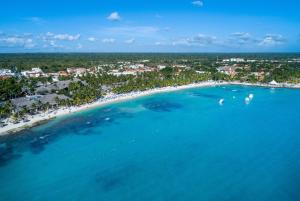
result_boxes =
[1,81,299,136]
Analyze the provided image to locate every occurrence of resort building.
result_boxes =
[109,71,137,76]
[58,71,69,77]
[67,68,87,77]
[250,72,265,81]
[222,58,245,63]
[21,68,44,78]
[11,94,70,113]
[217,66,237,76]
[196,71,207,74]
[230,58,245,63]
[157,65,166,70]
[128,64,145,69]
[0,69,15,78]
[35,78,86,95]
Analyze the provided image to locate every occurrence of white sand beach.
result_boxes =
[0,81,222,136]
[1,81,300,136]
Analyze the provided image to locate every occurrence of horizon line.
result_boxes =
[1,52,300,54]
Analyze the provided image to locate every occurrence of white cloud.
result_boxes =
[46,32,54,37]
[192,1,204,7]
[0,37,24,45]
[259,34,286,46]
[172,39,190,46]
[107,12,121,21]
[173,34,217,46]
[53,34,80,41]
[0,34,36,49]
[42,32,80,42]
[193,34,217,44]
[40,32,80,48]
[171,33,287,49]
[49,40,56,47]
[88,37,97,42]
[45,40,64,49]
[102,38,116,43]
[229,32,257,46]
[23,39,36,49]
[124,38,135,44]
[231,32,251,41]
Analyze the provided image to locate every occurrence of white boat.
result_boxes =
[219,99,224,105]
[248,94,254,100]
[245,97,250,104]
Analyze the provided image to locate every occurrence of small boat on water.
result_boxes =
[219,99,224,105]
[245,97,250,104]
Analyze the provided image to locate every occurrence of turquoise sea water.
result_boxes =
[1,85,300,201]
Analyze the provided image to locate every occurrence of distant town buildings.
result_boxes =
[172,64,189,68]
[109,70,137,76]
[67,68,87,77]
[0,69,15,78]
[217,66,237,76]
[128,64,145,69]
[222,58,245,63]
[157,65,166,70]
[21,68,44,78]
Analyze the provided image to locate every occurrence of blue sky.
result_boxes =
[0,0,300,52]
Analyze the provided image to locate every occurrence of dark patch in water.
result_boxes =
[0,106,134,165]
[52,107,132,136]
[95,164,137,192]
[29,134,52,154]
[143,100,182,112]
[191,92,221,99]
[99,175,123,191]
[0,143,22,166]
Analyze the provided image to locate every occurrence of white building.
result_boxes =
[128,64,145,69]
[230,58,245,63]
[173,65,187,68]
[67,68,87,77]
[21,68,44,78]
[217,66,236,76]
[157,65,166,70]
[109,71,137,76]
[0,69,15,77]
[196,71,206,74]
[222,59,230,62]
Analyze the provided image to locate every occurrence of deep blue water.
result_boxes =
[1,85,300,201]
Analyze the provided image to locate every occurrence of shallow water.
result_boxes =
[1,85,300,201]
